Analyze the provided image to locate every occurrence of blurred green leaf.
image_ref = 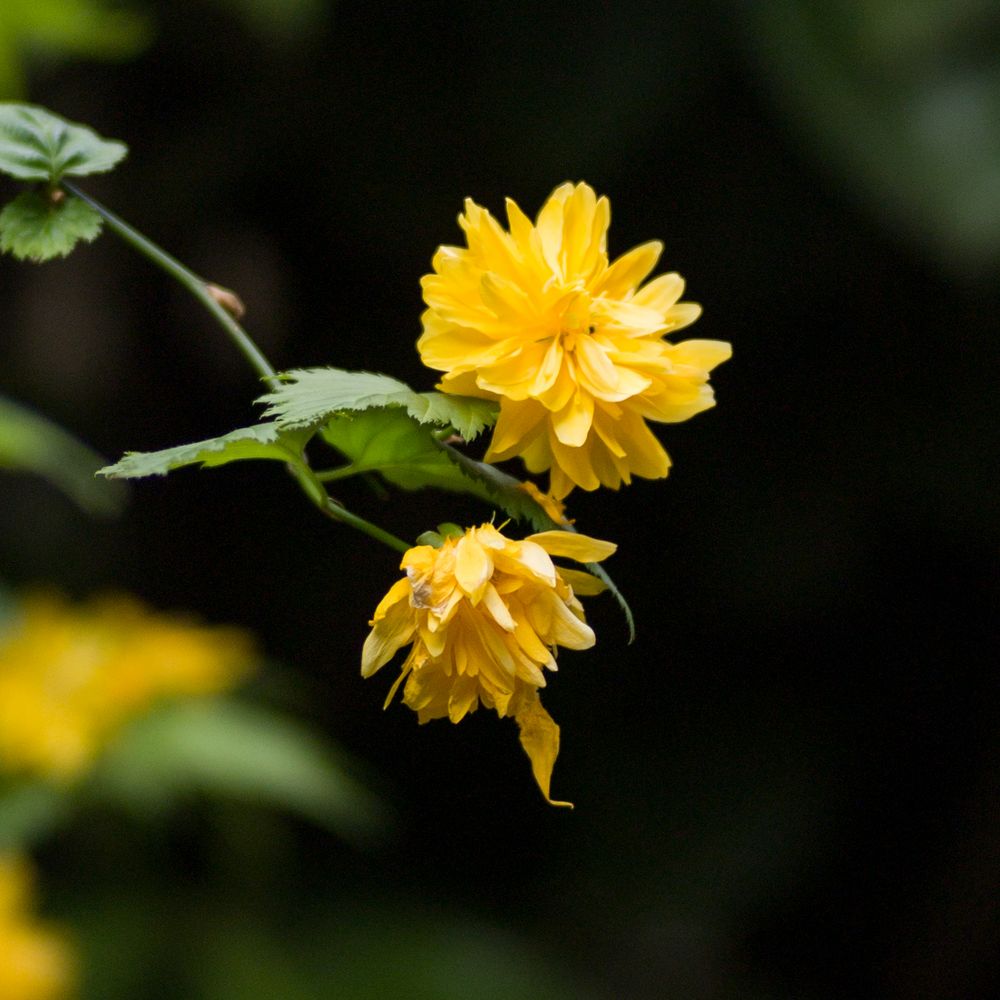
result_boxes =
[0,189,101,260]
[92,699,386,841]
[0,1,151,98]
[0,393,126,515]
[0,780,71,849]
[217,0,328,40]
[260,367,498,441]
[98,422,311,480]
[744,0,1000,272]
[201,906,600,1000]
[0,102,127,181]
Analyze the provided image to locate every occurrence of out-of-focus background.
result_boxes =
[1,2,998,998]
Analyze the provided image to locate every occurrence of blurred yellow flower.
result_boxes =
[419,181,732,498]
[0,594,254,780]
[362,523,616,806]
[0,854,75,1000]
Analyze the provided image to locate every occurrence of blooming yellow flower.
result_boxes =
[361,523,616,806]
[0,593,253,780]
[418,181,732,499]
[0,855,75,1000]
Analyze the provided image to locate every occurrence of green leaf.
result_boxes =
[0,392,125,515]
[259,367,498,441]
[433,440,560,530]
[216,0,326,40]
[91,699,386,842]
[0,781,72,850]
[321,408,498,498]
[0,189,101,260]
[98,422,310,480]
[415,391,499,442]
[0,101,127,181]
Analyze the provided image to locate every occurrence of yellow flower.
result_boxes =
[361,523,616,806]
[0,855,75,1000]
[418,181,732,499]
[0,593,254,780]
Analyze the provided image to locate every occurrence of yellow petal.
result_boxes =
[526,530,617,563]
[361,596,415,678]
[631,271,685,313]
[482,583,516,632]
[454,533,493,600]
[556,567,608,596]
[662,301,702,334]
[669,338,732,371]
[369,577,412,622]
[515,692,572,808]
[552,390,595,447]
[547,431,602,493]
[597,240,663,297]
[486,399,547,461]
[545,596,596,650]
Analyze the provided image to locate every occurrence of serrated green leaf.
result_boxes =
[261,369,417,425]
[321,408,498,498]
[0,392,125,514]
[259,367,497,441]
[98,423,310,479]
[91,699,386,841]
[0,190,101,260]
[412,391,498,441]
[0,101,127,181]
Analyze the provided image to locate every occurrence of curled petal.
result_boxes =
[526,530,617,563]
[516,692,572,808]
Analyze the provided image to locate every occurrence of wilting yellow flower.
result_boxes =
[419,181,732,499]
[362,523,616,806]
[0,593,253,780]
[0,855,75,1000]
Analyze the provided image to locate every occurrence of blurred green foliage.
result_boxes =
[0,0,150,97]
[0,394,124,515]
[0,1,996,998]
[745,0,1000,273]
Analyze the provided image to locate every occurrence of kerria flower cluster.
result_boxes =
[419,181,731,499]
[0,855,74,1000]
[0,593,253,780]
[362,523,616,806]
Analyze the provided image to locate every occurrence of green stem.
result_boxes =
[321,500,409,554]
[62,181,277,388]
[314,464,361,483]
[64,182,411,556]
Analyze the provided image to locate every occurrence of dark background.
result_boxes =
[1,2,997,998]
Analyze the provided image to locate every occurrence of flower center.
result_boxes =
[557,290,595,352]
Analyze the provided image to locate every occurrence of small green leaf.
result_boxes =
[0,190,101,260]
[321,408,498,498]
[260,367,497,441]
[0,392,125,514]
[98,423,310,479]
[0,781,71,850]
[91,699,386,841]
[0,101,127,182]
